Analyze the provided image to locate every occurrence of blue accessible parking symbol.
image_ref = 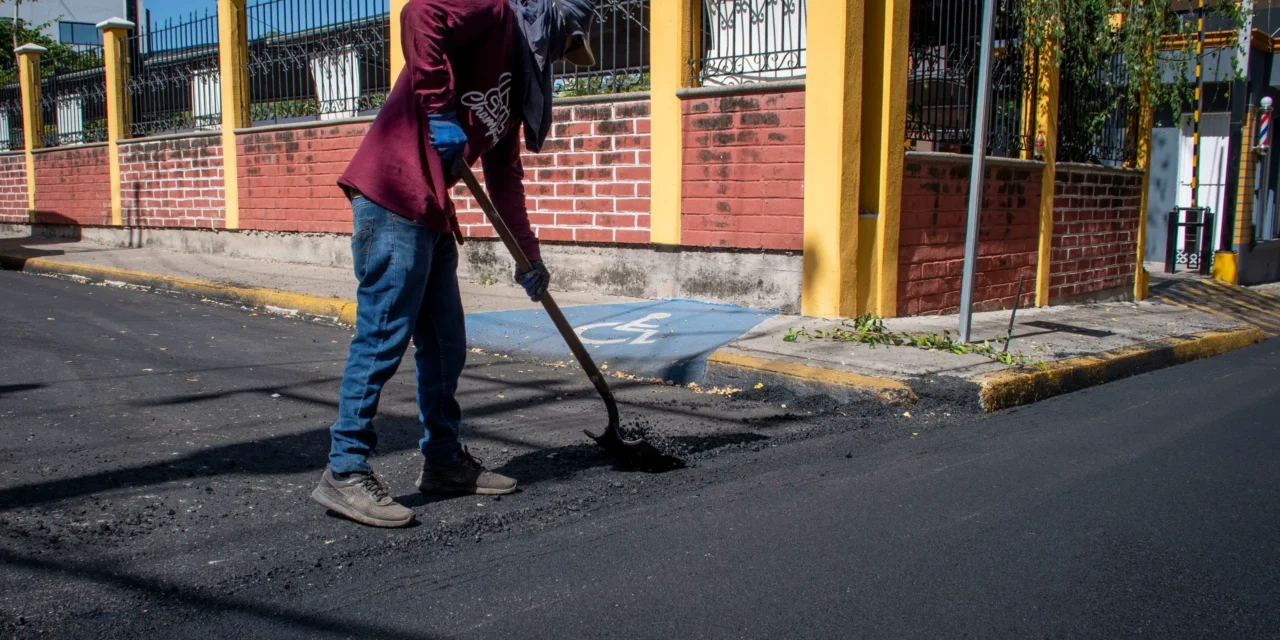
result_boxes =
[466,300,775,383]
[574,311,673,346]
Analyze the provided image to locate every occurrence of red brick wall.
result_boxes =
[452,99,652,244]
[119,134,225,228]
[898,154,1041,316]
[681,90,804,250]
[32,145,111,225]
[237,122,365,233]
[237,100,652,241]
[0,152,27,223]
[1050,164,1142,302]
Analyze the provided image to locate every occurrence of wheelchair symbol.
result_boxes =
[574,312,672,345]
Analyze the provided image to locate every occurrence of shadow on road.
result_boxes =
[0,342,795,512]
[0,550,448,639]
[0,380,777,512]
[0,413,761,511]
[0,382,44,397]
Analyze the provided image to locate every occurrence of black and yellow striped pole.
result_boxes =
[1189,0,1207,273]
[1191,0,1203,214]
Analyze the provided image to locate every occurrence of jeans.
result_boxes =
[328,196,466,474]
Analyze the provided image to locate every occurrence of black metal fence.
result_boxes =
[0,80,23,151]
[1057,52,1131,166]
[690,0,808,86]
[126,11,223,137]
[39,45,108,147]
[553,0,650,96]
[243,0,391,125]
[905,0,1036,157]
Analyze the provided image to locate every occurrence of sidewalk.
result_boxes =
[2,233,1268,411]
[0,233,635,313]
[709,265,1274,409]
[709,301,1260,410]
[0,234,774,383]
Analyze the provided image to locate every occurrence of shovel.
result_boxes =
[457,164,683,471]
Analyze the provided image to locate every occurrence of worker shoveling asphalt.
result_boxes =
[310,0,680,529]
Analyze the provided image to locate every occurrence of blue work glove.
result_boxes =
[516,260,550,302]
[428,112,467,162]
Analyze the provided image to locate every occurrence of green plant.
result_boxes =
[555,72,650,98]
[784,313,1048,369]
[1021,0,1247,132]
[0,10,106,80]
[250,98,321,122]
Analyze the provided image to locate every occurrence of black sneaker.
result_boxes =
[311,465,413,528]
[417,449,517,496]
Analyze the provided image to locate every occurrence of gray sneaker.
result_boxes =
[417,449,517,496]
[311,465,413,528]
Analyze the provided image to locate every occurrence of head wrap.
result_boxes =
[510,0,596,152]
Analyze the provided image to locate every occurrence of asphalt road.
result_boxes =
[3,271,1279,638]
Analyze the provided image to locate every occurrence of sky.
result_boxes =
[143,0,217,28]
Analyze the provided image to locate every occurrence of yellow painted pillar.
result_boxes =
[15,44,44,218]
[860,0,910,317]
[97,18,134,227]
[802,0,865,318]
[389,0,410,88]
[218,0,250,230]
[648,0,696,246]
[1032,45,1059,307]
[1232,108,1257,249]
[1213,106,1255,284]
[1132,95,1153,300]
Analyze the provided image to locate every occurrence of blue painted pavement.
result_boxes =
[466,299,774,383]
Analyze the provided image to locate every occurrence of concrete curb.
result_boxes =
[5,254,1264,414]
[707,327,1265,412]
[972,327,1266,412]
[705,350,919,405]
[0,255,359,326]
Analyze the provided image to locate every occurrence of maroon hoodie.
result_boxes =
[338,0,540,261]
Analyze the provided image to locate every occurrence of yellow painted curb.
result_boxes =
[973,327,1266,412]
[707,350,918,405]
[1,255,359,326]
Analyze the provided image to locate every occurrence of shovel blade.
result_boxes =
[586,427,685,472]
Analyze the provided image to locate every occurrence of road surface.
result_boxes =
[1,271,1277,638]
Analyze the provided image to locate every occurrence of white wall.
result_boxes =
[16,0,137,39]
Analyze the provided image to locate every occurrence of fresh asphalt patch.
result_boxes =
[0,271,976,638]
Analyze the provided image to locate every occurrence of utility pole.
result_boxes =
[959,0,997,343]
[12,1,22,56]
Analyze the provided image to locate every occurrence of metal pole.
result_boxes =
[1002,274,1025,355]
[959,0,997,343]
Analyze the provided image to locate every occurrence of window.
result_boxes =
[58,21,102,46]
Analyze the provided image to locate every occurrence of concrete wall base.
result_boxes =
[5,224,803,312]
[9,223,355,268]
[1050,284,1134,306]
[457,241,801,313]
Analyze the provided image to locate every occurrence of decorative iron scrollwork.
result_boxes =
[905,0,1035,158]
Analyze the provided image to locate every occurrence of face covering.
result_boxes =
[510,0,596,152]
